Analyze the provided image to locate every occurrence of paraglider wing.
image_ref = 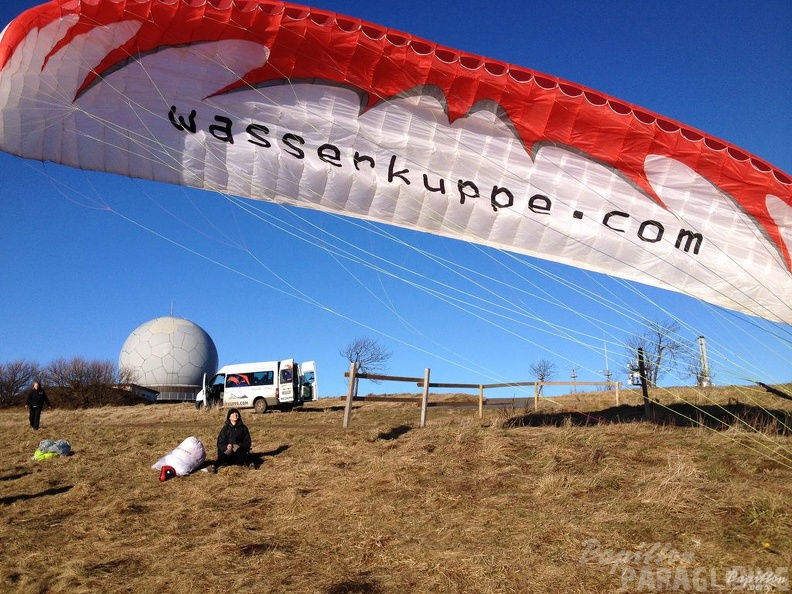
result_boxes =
[152,436,206,477]
[1,0,791,322]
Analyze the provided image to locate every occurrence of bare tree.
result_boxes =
[624,318,688,387]
[530,358,557,395]
[684,357,715,387]
[0,359,41,404]
[340,336,393,396]
[119,365,140,385]
[43,357,120,407]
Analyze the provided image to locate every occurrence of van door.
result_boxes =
[300,361,318,401]
[277,359,297,405]
[247,368,277,412]
[205,373,226,408]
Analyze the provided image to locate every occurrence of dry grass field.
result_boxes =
[1,387,791,593]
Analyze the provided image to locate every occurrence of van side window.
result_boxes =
[250,371,274,386]
[226,374,250,387]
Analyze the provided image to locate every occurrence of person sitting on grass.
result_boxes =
[208,408,254,473]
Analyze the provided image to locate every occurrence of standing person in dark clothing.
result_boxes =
[25,381,51,430]
[208,408,254,473]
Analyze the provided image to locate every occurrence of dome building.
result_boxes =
[119,316,218,402]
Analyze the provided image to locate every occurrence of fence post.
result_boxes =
[534,382,539,411]
[637,348,652,420]
[478,384,484,419]
[419,368,431,428]
[343,362,356,429]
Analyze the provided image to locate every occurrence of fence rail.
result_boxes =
[342,364,621,428]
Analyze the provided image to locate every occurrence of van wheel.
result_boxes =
[254,399,268,414]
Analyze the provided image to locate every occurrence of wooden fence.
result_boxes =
[342,363,621,428]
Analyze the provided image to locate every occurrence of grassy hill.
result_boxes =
[1,387,790,593]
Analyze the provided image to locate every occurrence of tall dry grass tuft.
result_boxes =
[0,392,790,593]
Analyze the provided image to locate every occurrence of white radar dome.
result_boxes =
[119,316,218,387]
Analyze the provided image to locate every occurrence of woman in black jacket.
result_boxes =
[209,408,254,472]
[25,381,51,430]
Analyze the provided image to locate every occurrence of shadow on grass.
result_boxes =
[240,540,295,556]
[377,425,412,441]
[260,444,290,457]
[0,485,73,505]
[326,572,383,594]
[247,444,290,468]
[295,405,358,413]
[504,402,792,435]
[196,445,290,472]
[0,472,29,482]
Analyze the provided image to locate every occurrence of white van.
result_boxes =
[195,360,318,413]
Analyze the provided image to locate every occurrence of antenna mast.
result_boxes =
[697,336,712,387]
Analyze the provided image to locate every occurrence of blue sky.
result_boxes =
[1,0,791,398]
